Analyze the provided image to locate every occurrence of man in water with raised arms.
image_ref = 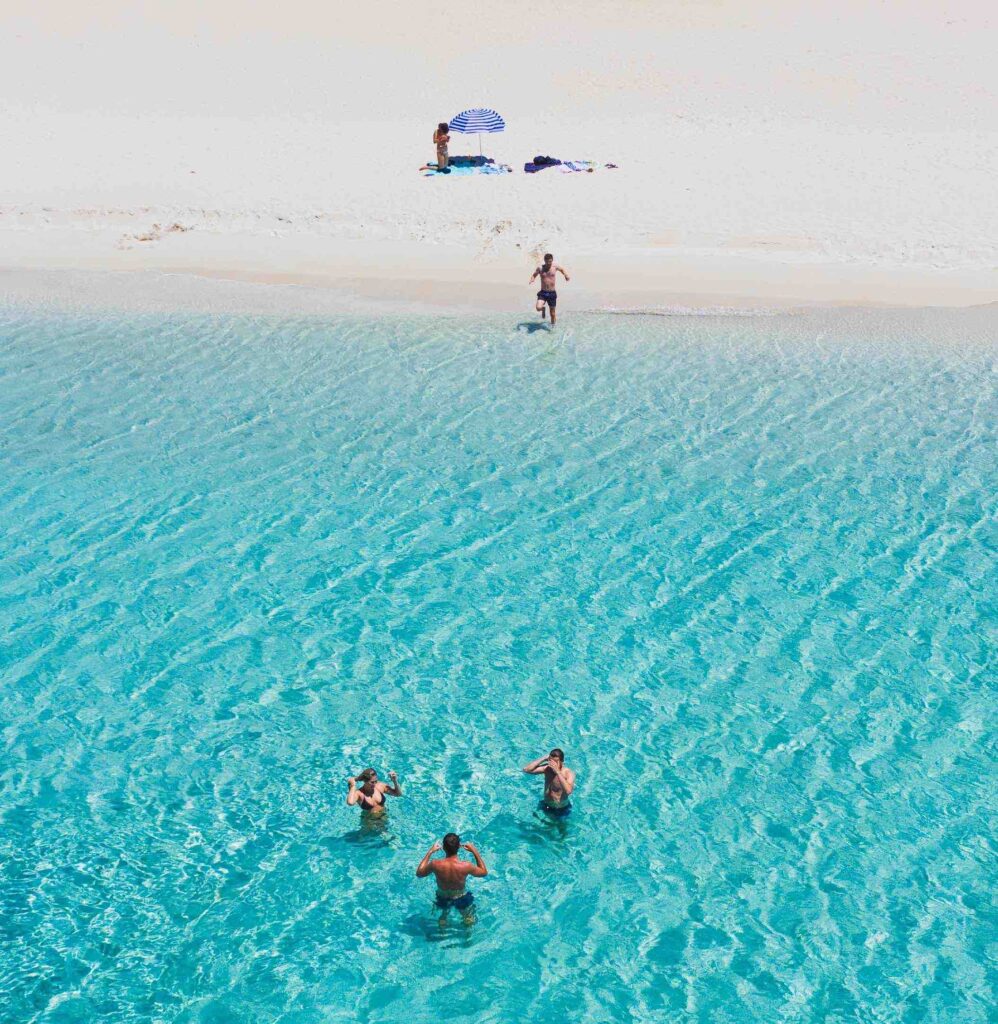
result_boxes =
[416,833,488,924]
[529,253,570,325]
[522,747,576,816]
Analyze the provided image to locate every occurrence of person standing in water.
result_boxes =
[433,121,450,171]
[522,747,576,816]
[416,833,488,924]
[346,767,401,817]
[529,253,570,325]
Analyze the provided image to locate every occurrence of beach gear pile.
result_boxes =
[524,156,619,174]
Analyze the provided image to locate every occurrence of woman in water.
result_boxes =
[346,767,401,817]
[433,121,450,171]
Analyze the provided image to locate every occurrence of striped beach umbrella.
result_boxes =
[449,108,505,158]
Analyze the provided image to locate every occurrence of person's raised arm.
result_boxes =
[462,842,488,877]
[384,770,402,797]
[416,842,441,877]
[522,755,549,774]
[529,267,539,284]
[548,764,575,796]
[346,777,360,806]
[557,265,571,282]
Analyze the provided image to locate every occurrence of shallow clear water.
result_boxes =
[1,306,995,1023]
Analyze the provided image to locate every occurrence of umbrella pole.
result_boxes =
[479,133,482,161]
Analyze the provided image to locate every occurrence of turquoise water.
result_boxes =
[1,305,994,1023]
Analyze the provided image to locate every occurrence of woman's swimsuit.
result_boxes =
[357,791,385,812]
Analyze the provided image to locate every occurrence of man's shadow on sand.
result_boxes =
[516,321,552,334]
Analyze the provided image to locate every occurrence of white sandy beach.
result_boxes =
[1,1,996,311]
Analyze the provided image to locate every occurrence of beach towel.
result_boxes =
[420,161,512,177]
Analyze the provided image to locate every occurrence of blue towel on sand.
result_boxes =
[421,162,512,177]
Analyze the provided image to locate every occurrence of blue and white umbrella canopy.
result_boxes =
[449,108,505,157]
[449,108,506,134]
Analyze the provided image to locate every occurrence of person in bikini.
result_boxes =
[522,747,576,817]
[433,121,450,171]
[529,253,570,325]
[346,767,401,817]
[416,833,488,924]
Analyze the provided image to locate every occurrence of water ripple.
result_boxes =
[0,306,994,1023]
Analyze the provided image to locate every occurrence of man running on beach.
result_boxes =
[416,833,488,924]
[529,253,570,325]
[522,747,576,816]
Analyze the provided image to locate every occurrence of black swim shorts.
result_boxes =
[541,800,572,818]
[436,891,475,911]
[537,290,557,307]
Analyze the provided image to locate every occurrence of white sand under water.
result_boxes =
[1,1,996,311]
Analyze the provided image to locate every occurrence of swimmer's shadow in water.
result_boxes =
[516,321,552,334]
[506,804,573,843]
[399,911,481,945]
[321,826,396,851]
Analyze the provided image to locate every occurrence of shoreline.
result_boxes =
[2,232,996,319]
[3,3,994,322]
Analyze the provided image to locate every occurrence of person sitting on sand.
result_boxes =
[529,254,570,325]
[415,833,488,924]
[433,121,450,170]
[522,747,575,816]
[346,767,401,816]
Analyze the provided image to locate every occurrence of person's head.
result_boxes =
[543,253,553,266]
[442,832,461,856]
[356,768,378,792]
[548,748,565,767]
[438,122,449,134]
